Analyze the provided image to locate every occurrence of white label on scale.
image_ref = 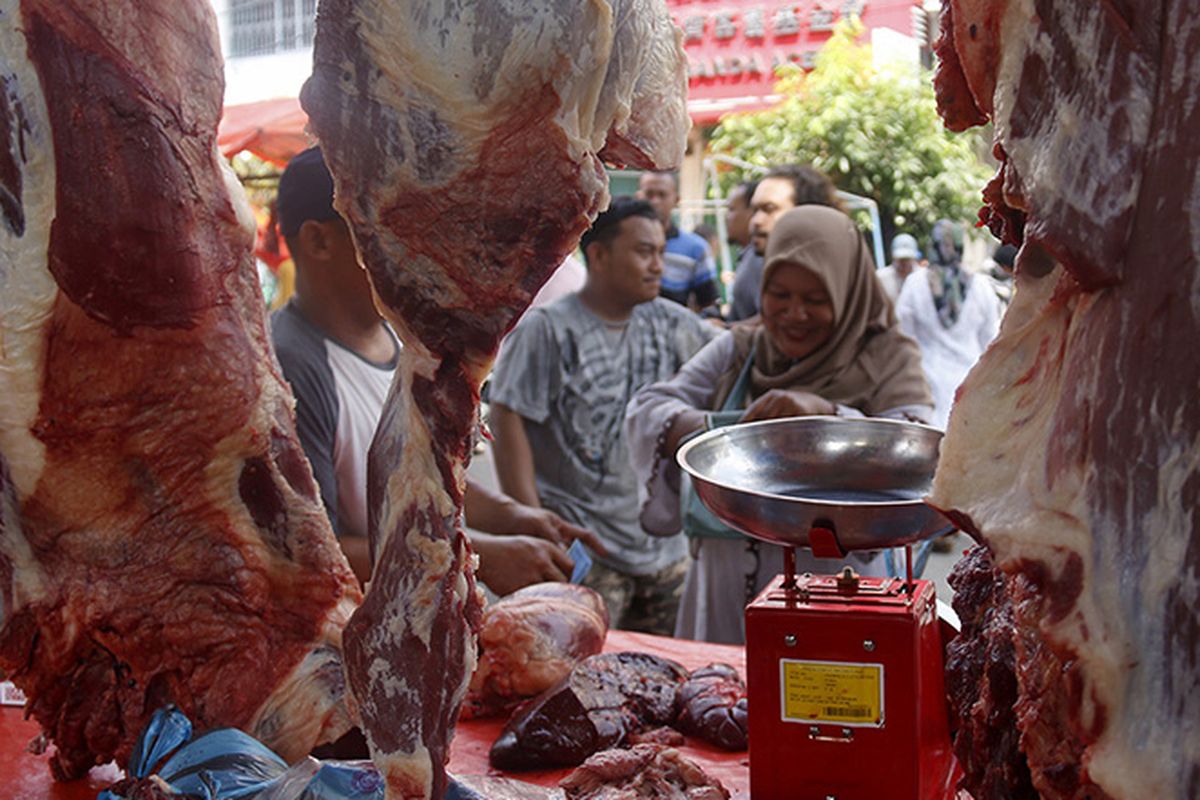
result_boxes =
[779,658,884,727]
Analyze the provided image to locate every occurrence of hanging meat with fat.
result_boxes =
[299,2,689,798]
[930,1,1200,798]
[0,0,362,780]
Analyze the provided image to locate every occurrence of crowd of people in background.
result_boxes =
[265,146,1011,645]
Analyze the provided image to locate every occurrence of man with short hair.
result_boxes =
[489,197,717,634]
[877,233,923,302]
[636,171,721,316]
[270,146,600,593]
[725,180,763,321]
[734,164,843,318]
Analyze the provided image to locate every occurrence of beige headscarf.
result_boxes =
[713,205,931,414]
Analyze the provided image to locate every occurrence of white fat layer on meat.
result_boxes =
[249,600,359,760]
[218,149,259,240]
[377,750,433,799]
[930,269,1116,781]
[992,0,1152,230]
[350,0,613,170]
[0,5,56,615]
[935,262,1193,797]
[1083,414,1200,797]
[0,5,56,503]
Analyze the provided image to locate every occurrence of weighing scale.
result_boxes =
[678,416,961,800]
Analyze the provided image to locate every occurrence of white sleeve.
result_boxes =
[625,332,737,535]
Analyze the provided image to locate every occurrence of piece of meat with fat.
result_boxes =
[466,583,609,719]
[930,1,1200,798]
[0,0,362,780]
[559,744,730,800]
[489,652,689,771]
[300,2,688,798]
[673,664,748,751]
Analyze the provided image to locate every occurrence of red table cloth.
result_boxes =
[0,630,749,799]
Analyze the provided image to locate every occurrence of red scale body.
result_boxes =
[745,572,957,799]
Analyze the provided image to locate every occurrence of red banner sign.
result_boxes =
[669,0,923,123]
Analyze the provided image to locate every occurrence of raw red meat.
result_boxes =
[673,665,748,752]
[944,547,1035,800]
[467,584,609,719]
[489,652,689,771]
[0,0,361,780]
[300,2,688,798]
[931,1,1200,798]
[559,744,730,800]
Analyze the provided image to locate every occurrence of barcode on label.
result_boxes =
[824,706,872,718]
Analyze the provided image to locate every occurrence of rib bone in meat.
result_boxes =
[0,0,362,779]
[930,1,1200,797]
[300,2,688,798]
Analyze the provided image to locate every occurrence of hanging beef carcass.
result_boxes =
[0,0,362,779]
[300,2,689,798]
[930,1,1200,798]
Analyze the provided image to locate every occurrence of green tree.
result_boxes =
[709,20,990,254]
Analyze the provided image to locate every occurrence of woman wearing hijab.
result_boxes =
[626,205,933,644]
[894,219,1002,429]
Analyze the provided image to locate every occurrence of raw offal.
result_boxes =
[466,583,609,719]
[490,652,689,771]
[559,744,730,800]
[673,664,748,751]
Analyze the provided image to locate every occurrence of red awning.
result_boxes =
[217,96,311,166]
[216,95,767,163]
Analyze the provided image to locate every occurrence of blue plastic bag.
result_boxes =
[97,706,486,800]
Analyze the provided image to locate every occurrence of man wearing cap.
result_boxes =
[877,233,923,302]
[488,197,717,634]
[270,146,602,593]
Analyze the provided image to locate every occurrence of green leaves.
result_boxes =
[709,21,991,247]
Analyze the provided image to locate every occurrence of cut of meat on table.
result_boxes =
[929,1,1200,798]
[300,2,689,799]
[466,583,610,720]
[490,652,689,771]
[0,0,361,781]
[559,744,731,800]
[673,665,748,752]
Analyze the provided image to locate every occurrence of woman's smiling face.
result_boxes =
[760,262,836,360]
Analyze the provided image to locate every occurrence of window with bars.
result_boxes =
[229,0,317,58]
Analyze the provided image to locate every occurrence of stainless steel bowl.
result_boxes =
[676,416,954,551]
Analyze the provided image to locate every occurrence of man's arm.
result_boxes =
[464,478,608,555]
[468,531,575,596]
[339,536,372,586]
[489,402,541,507]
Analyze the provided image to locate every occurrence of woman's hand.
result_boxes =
[741,389,836,422]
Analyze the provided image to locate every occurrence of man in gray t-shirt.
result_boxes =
[489,198,715,634]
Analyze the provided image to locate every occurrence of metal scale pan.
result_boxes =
[676,415,954,555]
